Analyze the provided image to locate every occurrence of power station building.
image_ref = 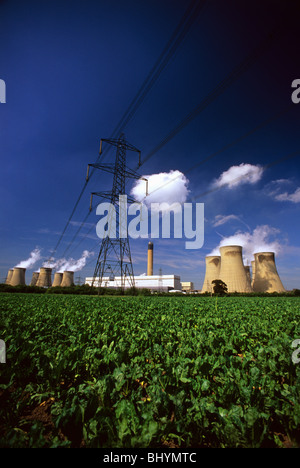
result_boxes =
[181,281,194,292]
[252,252,285,293]
[201,245,285,293]
[85,241,182,291]
[85,274,181,291]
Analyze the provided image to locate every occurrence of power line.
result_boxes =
[79,147,300,281]
[49,0,207,260]
[139,23,285,168]
[191,149,300,201]
[138,105,292,202]
[66,104,293,260]
[101,0,208,146]
[53,3,294,260]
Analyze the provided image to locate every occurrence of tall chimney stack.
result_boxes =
[147,242,153,276]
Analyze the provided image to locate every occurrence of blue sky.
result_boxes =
[1,0,299,290]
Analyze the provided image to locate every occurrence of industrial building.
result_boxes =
[181,281,194,292]
[61,271,74,287]
[4,266,75,288]
[30,272,39,286]
[201,245,285,293]
[252,252,285,293]
[10,267,26,286]
[201,255,221,293]
[219,245,253,293]
[5,240,285,294]
[85,241,182,292]
[52,272,63,287]
[36,267,52,288]
[85,274,181,291]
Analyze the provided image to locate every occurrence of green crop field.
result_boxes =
[0,293,300,448]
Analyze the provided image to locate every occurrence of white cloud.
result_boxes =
[130,170,189,212]
[274,187,300,203]
[213,214,240,227]
[209,225,282,263]
[213,214,250,230]
[265,179,300,203]
[213,214,251,231]
[212,163,264,189]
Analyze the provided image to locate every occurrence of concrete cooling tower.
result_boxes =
[36,268,52,288]
[219,245,253,293]
[252,252,285,293]
[10,267,26,286]
[30,272,39,286]
[61,271,74,287]
[244,266,251,284]
[52,272,63,287]
[201,255,221,293]
[5,269,13,285]
[251,260,256,288]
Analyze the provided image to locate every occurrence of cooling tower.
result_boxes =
[61,271,74,287]
[147,242,153,276]
[251,260,255,288]
[219,245,253,293]
[5,269,13,285]
[36,267,52,288]
[244,266,251,284]
[201,255,221,293]
[10,267,26,286]
[30,271,39,286]
[252,252,285,293]
[52,272,63,287]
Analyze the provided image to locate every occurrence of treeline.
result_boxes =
[200,289,300,297]
[0,283,299,297]
[0,283,152,296]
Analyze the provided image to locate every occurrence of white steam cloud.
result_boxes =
[43,250,94,272]
[130,170,189,212]
[209,225,281,263]
[212,163,264,189]
[15,248,42,269]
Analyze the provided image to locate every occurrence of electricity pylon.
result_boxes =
[87,133,147,291]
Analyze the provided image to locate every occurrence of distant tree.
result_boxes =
[212,280,228,296]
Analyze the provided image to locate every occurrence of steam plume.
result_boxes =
[43,250,94,272]
[15,248,42,269]
[209,225,281,263]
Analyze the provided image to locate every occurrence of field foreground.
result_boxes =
[0,293,300,448]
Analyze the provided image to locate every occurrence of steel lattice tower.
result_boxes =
[87,134,147,291]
